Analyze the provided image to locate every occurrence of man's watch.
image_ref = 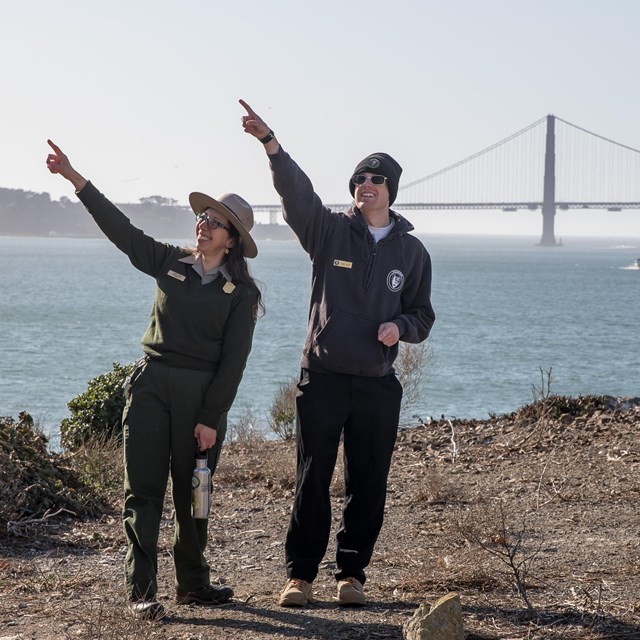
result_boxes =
[259,130,275,144]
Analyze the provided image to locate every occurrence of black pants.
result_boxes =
[285,369,403,585]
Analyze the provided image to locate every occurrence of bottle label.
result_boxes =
[192,470,210,518]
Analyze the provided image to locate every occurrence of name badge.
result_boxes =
[167,270,186,281]
[333,259,352,269]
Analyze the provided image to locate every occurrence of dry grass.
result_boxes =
[1,396,640,639]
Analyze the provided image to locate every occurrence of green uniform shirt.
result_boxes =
[77,182,258,429]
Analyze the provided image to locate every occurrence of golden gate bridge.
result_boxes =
[252,115,640,246]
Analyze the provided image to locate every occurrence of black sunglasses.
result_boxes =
[195,212,230,231]
[351,174,388,186]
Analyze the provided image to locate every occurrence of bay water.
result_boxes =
[1,234,638,449]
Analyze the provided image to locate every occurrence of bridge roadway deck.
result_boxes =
[252,201,640,213]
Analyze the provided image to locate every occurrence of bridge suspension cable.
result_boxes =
[396,115,640,209]
[400,117,546,189]
[555,117,640,155]
[555,117,640,204]
[397,117,548,205]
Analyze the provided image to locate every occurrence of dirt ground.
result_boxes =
[1,395,639,640]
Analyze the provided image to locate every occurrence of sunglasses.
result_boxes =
[195,212,230,231]
[351,174,388,186]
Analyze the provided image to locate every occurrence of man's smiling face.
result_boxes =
[353,173,390,216]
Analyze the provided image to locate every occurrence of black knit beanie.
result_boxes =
[349,152,403,205]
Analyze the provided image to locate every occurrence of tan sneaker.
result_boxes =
[279,578,313,607]
[337,577,366,606]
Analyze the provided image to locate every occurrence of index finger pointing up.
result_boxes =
[239,99,255,117]
[47,139,62,154]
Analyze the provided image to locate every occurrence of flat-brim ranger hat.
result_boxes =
[189,192,258,258]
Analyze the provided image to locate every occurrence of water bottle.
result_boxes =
[192,450,211,519]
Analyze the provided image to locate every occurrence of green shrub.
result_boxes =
[268,377,298,440]
[0,413,108,537]
[60,361,134,451]
[396,341,432,422]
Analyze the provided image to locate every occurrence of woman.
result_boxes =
[46,140,262,620]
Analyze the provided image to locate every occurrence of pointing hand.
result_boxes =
[239,99,271,139]
[46,139,72,176]
[45,139,88,191]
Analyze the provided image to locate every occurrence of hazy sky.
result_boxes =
[3,0,640,237]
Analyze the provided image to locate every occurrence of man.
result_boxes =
[240,99,435,607]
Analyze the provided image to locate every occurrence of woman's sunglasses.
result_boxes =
[195,212,230,231]
[351,174,388,186]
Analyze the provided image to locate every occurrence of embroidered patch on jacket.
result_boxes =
[167,270,186,281]
[387,269,404,292]
[333,259,353,269]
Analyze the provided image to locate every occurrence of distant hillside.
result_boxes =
[0,187,293,241]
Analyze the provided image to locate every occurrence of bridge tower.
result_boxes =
[540,114,558,246]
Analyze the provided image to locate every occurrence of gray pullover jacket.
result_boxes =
[269,147,435,377]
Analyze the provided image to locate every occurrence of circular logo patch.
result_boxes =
[367,158,381,169]
[387,269,404,292]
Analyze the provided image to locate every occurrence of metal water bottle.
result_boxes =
[191,450,211,519]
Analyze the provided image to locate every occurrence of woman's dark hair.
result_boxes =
[225,225,265,315]
[182,226,264,316]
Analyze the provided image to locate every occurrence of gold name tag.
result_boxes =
[223,281,236,294]
[333,259,352,269]
[167,270,186,281]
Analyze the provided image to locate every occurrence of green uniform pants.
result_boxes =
[121,358,226,600]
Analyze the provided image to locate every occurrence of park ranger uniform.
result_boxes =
[77,182,258,600]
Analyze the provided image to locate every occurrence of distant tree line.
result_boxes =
[0,187,195,239]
